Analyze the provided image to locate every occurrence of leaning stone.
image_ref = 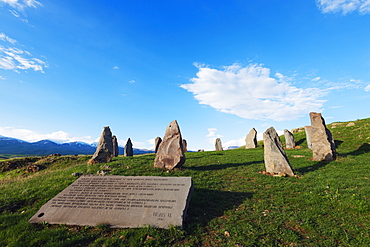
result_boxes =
[154,120,185,170]
[154,137,162,153]
[182,139,188,152]
[88,127,114,164]
[124,138,133,157]
[112,135,119,157]
[304,126,312,149]
[263,127,294,176]
[309,112,336,161]
[245,128,257,149]
[215,138,223,151]
[284,129,296,149]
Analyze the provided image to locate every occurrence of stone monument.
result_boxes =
[154,120,185,170]
[304,126,312,149]
[309,112,336,161]
[124,138,133,157]
[182,139,188,153]
[215,138,223,151]
[112,135,119,157]
[88,127,114,164]
[245,128,257,149]
[284,129,296,149]
[263,127,294,176]
[154,137,162,153]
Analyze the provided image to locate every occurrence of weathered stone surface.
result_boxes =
[263,127,294,176]
[124,138,133,157]
[154,137,162,153]
[310,112,336,161]
[154,120,185,170]
[245,128,257,149]
[29,175,193,229]
[88,127,114,164]
[304,126,312,149]
[284,129,296,149]
[215,138,223,151]
[182,139,188,153]
[112,135,119,157]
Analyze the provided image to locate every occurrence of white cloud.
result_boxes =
[0,46,47,72]
[365,84,370,91]
[205,128,223,147]
[0,33,17,44]
[0,75,5,79]
[113,66,119,69]
[129,80,136,84]
[224,137,245,149]
[0,0,42,10]
[316,0,370,15]
[181,63,326,121]
[312,77,321,82]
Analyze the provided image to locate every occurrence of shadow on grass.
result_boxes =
[295,160,332,175]
[335,140,344,148]
[185,188,253,229]
[296,138,306,146]
[186,160,263,171]
[340,143,370,157]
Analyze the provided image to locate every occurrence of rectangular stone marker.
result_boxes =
[29,175,193,229]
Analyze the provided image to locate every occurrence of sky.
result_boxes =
[1,0,370,151]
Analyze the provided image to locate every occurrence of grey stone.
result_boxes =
[304,126,312,149]
[215,138,223,151]
[284,129,296,149]
[182,139,188,153]
[124,138,133,157]
[88,127,114,164]
[245,128,257,149]
[154,137,162,153]
[154,120,185,170]
[263,127,294,176]
[29,175,193,229]
[112,135,119,157]
[309,112,336,161]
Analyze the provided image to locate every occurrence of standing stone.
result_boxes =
[182,139,188,153]
[88,127,114,164]
[263,127,294,176]
[284,129,296,149]
[124,138,133,157]
[154,120,185,170]
[112,135,119,157]
[309,112,336,161]
[154,137,162,153]
[245,128,257,149]
[215,138,223,151]
[304,126,312,149]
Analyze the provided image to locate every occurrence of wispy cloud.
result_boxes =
[365,84,370,91]
[0,33,17,44]
[0,46,48,72]
[316,0,370,15]
[206,128,223,147]
[181,63,326,121]
[0,0,42,10]
[113,66,119,69]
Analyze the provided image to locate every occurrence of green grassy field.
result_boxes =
[1,118,369,246]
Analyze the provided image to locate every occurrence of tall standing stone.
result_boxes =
[182,139,188,153]
[124,138,133,157]
[245,128,257,149]
[88,127,114,164]
[284,129,296,149]
[215,138,223,151]
[304,126,312,149]
[112,135,119,157]
[263,127,294,176]
[154,137,162,153]
[154,120,185,170]
[309,112,336,161]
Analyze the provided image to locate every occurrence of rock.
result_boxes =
[309,112,336,161]
[304,126,312,149]
[88,127,114,164]
[284,129,296,149]
[154,137,162,153]
[26,164,44,173]
[182,139,188,152]
[245,128,257,149]
[346,122,355,127]
[215,138,223,151]
[154,120,185,170]
[72,172,83,177]
[263,127,294,176]
[97,170,109,176]
[112,135,119,157]
[124,138,133,157]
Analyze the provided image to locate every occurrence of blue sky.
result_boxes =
[1,0,370,151]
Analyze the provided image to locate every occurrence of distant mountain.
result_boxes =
[0,135,154,157]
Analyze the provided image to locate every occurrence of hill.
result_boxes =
[0,118,369,246]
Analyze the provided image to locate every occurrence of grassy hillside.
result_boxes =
[1,118,369,246]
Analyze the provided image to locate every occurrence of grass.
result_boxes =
[1,118,370,246]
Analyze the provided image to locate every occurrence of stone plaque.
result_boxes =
[29,176,193,229]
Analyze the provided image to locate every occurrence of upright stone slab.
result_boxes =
[215,138,223,151]
[182,139,188,153]
[245,128,257,149]
[154,137,162,153]
[124,138,133,157]
[284,129,296,149]
[263,127,294,176]
[112,135,119,157]
[88,127,114,164]
[29,175,193,229]
[304,126,312,149]
[154,120,185,170]
[309,112,336,161]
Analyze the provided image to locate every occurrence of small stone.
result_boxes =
[245,128,257,149]
[346,122,355,127]
[112,135,119,157]
[124,138,133,157]
[284,129,296,149]
[215,138,223,151]
[88,127,114,164]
